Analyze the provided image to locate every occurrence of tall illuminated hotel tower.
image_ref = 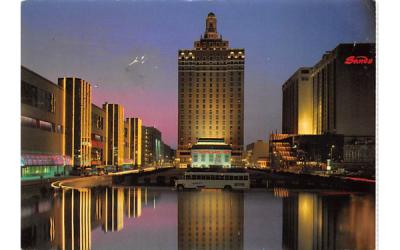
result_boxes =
[177,13,245,166]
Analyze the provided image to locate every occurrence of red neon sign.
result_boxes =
[344,56,373,65]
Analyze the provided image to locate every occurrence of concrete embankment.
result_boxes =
[52,175,112,189]
[247,168,375,192]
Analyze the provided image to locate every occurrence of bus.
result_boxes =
[175,171,250,190]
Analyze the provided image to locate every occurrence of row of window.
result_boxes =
[180,88,242,94]
[184,174,248,181]
[180,82,241,88]
[21,116,63,133]
[178,61,244,65]
[182,108,242,114]
[180,114,242,119]
[21,81,55,113]
[182,93,241,98]
[181,137,241,143]
[182,94,242,99]
[180,77,242,82]
[180,117,242,122]
[178,66,244,71]
[180,96,241,103]
[184,135,241,141]
[181,71,242,76]
[182,125,242,130]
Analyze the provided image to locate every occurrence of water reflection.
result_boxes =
[21,187,156,250]
[21,187,375,250]
[282,192,375,250]
[178,190,244,250]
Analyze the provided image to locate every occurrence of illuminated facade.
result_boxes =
[178,190,244,250]
[103,103,125,166]
[59,77,92,167]
[21,66,71,180]
[91,104,106,166]
[282,68,313,134]
[191,138,232,168]
[124,118,142,167]
[177,12,245,166]
[311,43,375,136]
[279,44,376,169]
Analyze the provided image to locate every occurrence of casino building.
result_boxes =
[177,12,245,167]
[278,43,376,170]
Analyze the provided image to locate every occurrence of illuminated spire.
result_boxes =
[204,12,220,39]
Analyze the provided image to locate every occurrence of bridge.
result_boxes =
[50,166,375,192]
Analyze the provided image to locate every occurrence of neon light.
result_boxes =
[344,56,373,65]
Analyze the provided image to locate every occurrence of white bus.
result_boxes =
[175,171,250,190]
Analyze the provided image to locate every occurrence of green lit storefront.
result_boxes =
[191,138,232,168]
[21,153,72,181]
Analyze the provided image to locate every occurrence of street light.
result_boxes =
[327,145,335,172]
[330,145,335,160]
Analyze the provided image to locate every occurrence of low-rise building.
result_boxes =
[191,138,232,168]
[21,66,71,180]
[142,126,162,167]
[245,140,269,168]
[91,104,106,167]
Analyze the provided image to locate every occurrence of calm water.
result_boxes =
[21,187,375,250]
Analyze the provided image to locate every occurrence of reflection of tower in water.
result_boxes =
[178,190,244,250]
[51,188,92,250]
[102,187,124,233]
[49,186,152,249]
[282,192,375,250]
[124,187,143,218]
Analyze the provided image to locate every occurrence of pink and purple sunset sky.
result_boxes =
[21,0,375,148]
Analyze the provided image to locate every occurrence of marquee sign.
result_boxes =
[344,56,373,65]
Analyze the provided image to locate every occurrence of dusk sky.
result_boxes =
[21,0,375,148]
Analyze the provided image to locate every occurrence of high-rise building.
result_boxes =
[58,77,92,167]
[124,118,142,167]
[103,103,125,166]
[177,12,245,167]
[91,104,106,166]
[21,66,71,180]
[311,43,375,136]
[282,67,313,134]
[141,126,162,167]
